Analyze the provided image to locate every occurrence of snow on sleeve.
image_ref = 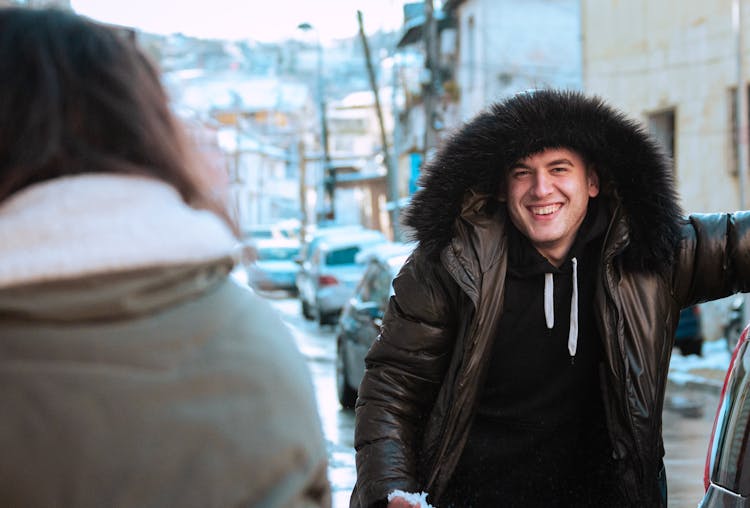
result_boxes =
[387,490,435,508]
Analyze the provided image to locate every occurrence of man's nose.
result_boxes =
[531,172,553,197]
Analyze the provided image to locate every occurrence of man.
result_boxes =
[350,89,750,507]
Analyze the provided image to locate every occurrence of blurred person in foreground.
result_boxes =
[0,7,330,508]
[351,89,750,508]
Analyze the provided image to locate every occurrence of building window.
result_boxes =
[648,109,676,171]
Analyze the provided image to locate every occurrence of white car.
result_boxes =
[296,228,386,325]
[246,238,301,293]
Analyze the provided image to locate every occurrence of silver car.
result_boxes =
[296,227,386,325]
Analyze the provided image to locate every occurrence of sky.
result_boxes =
[70,0,412,43]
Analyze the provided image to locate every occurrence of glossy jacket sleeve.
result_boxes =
[672,211,750,306]
[352,250,458,507]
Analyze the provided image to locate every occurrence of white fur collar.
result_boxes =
[0,174,238,289]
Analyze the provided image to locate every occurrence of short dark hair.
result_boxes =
[0,7,235,232]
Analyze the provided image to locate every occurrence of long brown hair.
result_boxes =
[0,7,236,232]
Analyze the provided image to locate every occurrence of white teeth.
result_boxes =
[532,204,560,215]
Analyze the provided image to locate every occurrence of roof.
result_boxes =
[396,9,455,48]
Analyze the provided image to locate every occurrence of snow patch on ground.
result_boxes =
[668,340,731,387]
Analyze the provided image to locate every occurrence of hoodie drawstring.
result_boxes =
[544,273,554,328]
[569,258,578,357]
[543,257,579,358]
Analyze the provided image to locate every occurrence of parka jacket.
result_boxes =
[0,174,331,508]
[352,90,750,507]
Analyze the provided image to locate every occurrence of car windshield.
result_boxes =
[258,246,299,261]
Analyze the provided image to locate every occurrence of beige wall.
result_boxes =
[582,0,747,341]
[582,0,744,214]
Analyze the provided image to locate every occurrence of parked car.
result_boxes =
[335,242,415,408]
[700,323,750,506]
[246,238,300,293]
[296,227,387,325]
[242,220,300,241]
[676,305,704,356]
[295,224,367,270]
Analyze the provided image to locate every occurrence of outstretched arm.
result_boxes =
[672,212,750,306]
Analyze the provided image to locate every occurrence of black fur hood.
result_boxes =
[402,89,684,273]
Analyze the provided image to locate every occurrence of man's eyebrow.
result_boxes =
[510,158,575,170]
[547,158,574,167]
[510,162,532,170]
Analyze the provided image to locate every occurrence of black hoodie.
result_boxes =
[442,200,621,507]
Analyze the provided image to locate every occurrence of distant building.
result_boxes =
[10,0,71,7]
[445,0,582,121]
[166,69,315,230]
[326,89,394,233]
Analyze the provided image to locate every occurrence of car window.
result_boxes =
[325,246,360,266]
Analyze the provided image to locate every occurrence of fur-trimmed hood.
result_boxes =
[402,89,683,273]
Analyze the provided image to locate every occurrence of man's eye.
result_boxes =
[551,167,568,173]
[512,170,530,177]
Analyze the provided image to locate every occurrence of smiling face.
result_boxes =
[505,147,599,266]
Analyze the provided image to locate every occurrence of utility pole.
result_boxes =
[422,0,441,158]
[297,140,308,241]
[298,22,334,222]
[391,57,404,241]
[318,42,334,222]
[357,10,398,239]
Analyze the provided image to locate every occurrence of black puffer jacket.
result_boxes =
[352,90,750,507]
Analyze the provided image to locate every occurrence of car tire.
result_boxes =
[301,299,314,320]
[318,308,339,326]
[336,340,358,409]
[678,337,703,357]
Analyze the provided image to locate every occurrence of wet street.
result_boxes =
[266,293,722,508]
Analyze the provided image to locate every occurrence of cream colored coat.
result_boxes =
[0,174,331,507]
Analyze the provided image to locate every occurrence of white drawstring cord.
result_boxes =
[544,273,554,329]
[543,257,579,358]
[568,257,578,357]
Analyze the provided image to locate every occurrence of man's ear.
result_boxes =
[587,167,600,198]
